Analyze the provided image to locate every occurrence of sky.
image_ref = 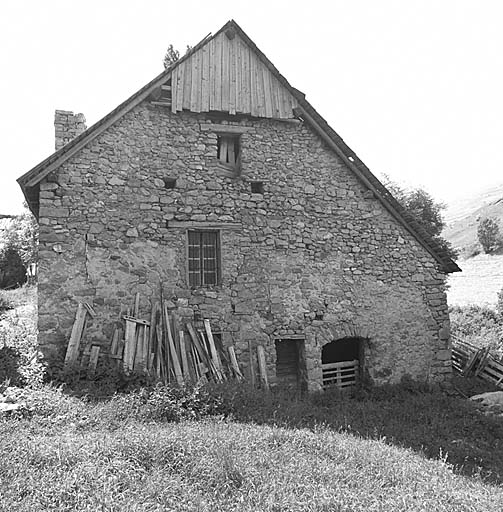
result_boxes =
[1,0,502,215]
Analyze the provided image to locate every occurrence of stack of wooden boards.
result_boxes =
[452,335,503,389]
[63,293,270,387]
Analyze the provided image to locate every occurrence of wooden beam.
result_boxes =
[199,123,252,133]
[64,303,87,368]
[166,221,241,229]
[256,345,269,390]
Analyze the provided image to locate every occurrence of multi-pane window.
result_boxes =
[217,134,240,168]
[188,231,220,287]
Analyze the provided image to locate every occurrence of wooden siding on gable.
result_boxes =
[171,32,298,119]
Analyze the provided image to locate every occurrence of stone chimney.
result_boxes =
[54,110,87,151]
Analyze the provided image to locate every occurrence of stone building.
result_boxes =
[18,20,459,390]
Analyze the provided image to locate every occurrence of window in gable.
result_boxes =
[188,230,220,287]
[217,134,240,168]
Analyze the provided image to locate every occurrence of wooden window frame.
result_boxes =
[187,230,221,288]
[216,134,241,170]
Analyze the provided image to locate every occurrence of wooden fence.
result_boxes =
[452,336,503,389]
[322,359,359,390]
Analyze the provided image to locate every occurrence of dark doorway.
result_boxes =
[275,338,305,389]
[321,337,363,389]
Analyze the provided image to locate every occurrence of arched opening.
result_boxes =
[321,337,364,389]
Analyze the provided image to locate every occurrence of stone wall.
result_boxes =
[37,102,451,389]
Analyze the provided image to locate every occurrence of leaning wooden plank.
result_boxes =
[179,331,190,382]
[256,345,269,390]
[186,323,211,366]
[228,346,244,380]
[248,338,256,387]
[164,306,184,385]
[83,302,97,318]
[156,324,164,380]
[190,345,201,380]
[191,345,208,383]
[134,325,148,373]
[133,293,140,318]
[123,318,137,371]
[88,345,100,377]
[110,328,119,355]
[204,319,224,377]
[462,349,481,376]
[474,347,491,376]
[64,303,87,368]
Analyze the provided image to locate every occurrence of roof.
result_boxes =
[17,20,460,273]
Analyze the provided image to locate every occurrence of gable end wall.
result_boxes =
[37,102,451,388]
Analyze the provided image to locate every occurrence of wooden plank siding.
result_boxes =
[171,32,297,119]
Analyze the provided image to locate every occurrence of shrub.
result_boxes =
[450,304,503,358]
[497,286,503,318]
[477,217,501,253]
[0,247,26,289]
[0,287,43,387]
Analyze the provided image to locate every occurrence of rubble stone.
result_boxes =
[37,104,452,388]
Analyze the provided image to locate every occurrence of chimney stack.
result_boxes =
[54,110,87,151]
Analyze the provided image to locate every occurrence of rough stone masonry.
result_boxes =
[34,103,452,391]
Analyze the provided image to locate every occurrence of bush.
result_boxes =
[497,286,503,318]
[477,217,501,253]
[450,304,503,358]
[0,247,26,289]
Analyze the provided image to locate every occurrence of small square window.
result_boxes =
[217,135,240,168]
[251,181,264,194]
[188,230,220,287]
[163,177,176,189]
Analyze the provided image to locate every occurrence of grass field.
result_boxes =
[1,382,503,512]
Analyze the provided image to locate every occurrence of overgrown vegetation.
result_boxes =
[0,208,37,289]
[0,286,42,386]
[450,302,503,359]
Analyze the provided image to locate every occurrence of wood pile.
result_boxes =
[63,291,272,385]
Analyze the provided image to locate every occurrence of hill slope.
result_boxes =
[443,184,503,256]
[447,253,503,307]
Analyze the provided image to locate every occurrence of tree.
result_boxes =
[383,177,457,260]
[163,44,180,69]
[477,217,501,254]
[163,44,192,69]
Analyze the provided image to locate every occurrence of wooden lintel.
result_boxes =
[199,123,253,133]
[151,101,172,107]
[274,334,305,340]
[166,221,241,230]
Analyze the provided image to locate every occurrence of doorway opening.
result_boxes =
[321,337,363,389]
[275,338,306,390]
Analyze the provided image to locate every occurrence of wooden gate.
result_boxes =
[322,359,359,389]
